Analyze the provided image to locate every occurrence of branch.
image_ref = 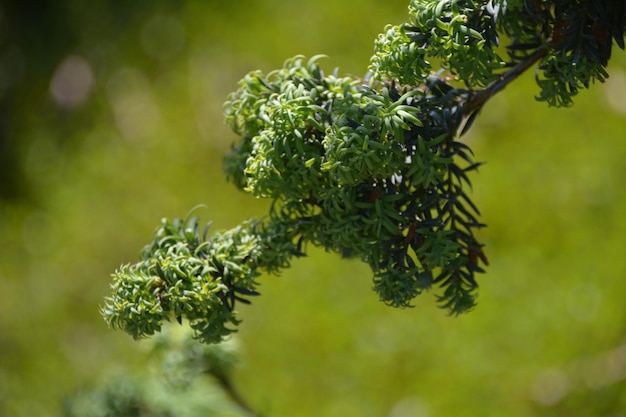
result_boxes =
[464,47,550,116]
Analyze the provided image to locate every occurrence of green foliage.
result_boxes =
[103,0,626,344]
[224,53,487,312]
[103,210,259,344]
[495,0,625,106]
[371,0,504,87]
[373,0,625,106]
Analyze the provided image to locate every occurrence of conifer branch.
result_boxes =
[102,0,626,345]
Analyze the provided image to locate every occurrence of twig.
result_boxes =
[212,371,264,417]
[463,47,550,116]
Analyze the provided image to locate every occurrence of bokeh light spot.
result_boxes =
[106,68,161,145]
[604,69,626,116]
[389,397,430,417]
[530,368,571,406]
[49,55,94,108]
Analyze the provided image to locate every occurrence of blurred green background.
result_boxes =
[2,1,626,416]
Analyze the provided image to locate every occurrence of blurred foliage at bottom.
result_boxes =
[62,328,248,417]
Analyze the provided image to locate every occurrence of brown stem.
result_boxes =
[463,47,550,116]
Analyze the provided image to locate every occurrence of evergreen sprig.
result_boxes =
[103,0,625,344]
[223,54,488,313]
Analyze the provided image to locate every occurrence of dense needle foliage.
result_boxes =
[102,0,626,344]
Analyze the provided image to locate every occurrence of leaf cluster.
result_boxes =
[372,0,626,106]
[102,211,261,344]
[493,0,625,106]
[224,55,487,313]
[371,0,504,88]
